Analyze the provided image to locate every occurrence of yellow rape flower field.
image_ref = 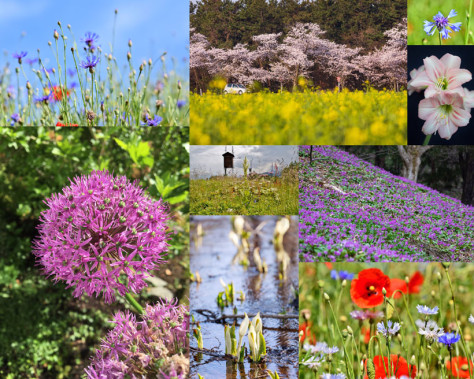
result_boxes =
[190,90,407,145]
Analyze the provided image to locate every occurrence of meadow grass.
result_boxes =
[408,0,473,45]
[190,171,298,215]
[1,17,189,126]
[190,90,407,145]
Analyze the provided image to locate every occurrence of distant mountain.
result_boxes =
[299,146,474,262]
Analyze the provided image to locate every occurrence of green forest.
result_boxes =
[190,0,407,51]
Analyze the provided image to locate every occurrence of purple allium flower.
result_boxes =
[85,299,189,378]
[13,51,27,63]
[80,55,100,73]
[438,332,460,349]
[177,99,186,109]
[142,114,163,126]
[32,170,170,303]
[424,10,462,40]
[81,32,99,51]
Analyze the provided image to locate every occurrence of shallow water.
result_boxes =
[190,216,299,379]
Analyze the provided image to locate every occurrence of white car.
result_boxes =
[224,83,247,94]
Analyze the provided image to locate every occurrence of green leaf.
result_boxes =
[166,192,188,205]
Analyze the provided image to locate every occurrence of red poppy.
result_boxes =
[56,122,79,127]
[361,326,372,344]
[51,86,70,101]
[350,268,390,308]
[299,321,316,345]
[446,357,473,378]
[388,271,424,299]
[364,355,416,378]
[324,262,333,270]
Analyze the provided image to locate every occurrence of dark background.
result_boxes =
[408,46,474,145]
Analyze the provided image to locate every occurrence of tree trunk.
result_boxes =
[459,147,474,205]
[397,145,433,183]
[374,146,386,169]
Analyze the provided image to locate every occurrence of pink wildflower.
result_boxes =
[32,170,170,303]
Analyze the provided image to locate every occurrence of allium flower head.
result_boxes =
[85,299,189,378]
[32,170,170,303]
[424,10,462,40]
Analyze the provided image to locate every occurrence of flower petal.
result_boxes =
[447,9,457,18]
[440,53,461,70]
[446,68,472,89]
[423,56,445,82]
[418,97,440,120]
[437,119,457,140]
[449,105,471,127]
[409,70,431,90]
[421,111,441,135]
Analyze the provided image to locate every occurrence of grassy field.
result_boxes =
[190,90,407,145]
[190,169,298,215]
[408,0,473,45]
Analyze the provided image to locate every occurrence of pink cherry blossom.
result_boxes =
[418,92,471,139]
[409,53,471,98]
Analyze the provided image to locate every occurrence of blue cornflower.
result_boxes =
[330,270,354,281]
[79,55,100,73]
[321,375,346,379]
[142,115,163,126]
[81,32,99,51]
[177,99,186,109]
[417,305,439,315]
[10,113,21,126]
[35,92,52,103]
[67,68,76,77]
[13,51,27,63]
[438,332,460,349]
[377,320,401,338]
[424,10,462,40]
[469,314,474,324]
[25,58,38,65]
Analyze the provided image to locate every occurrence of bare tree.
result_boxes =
[397,145,433,182]
[459,146,474,205]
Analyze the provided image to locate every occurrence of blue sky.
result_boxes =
[0,0,189,74]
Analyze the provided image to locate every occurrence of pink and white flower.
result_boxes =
[418,92,471,140]
[409,53,471,99]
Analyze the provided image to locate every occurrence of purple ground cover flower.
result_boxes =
[299,146,474,262]
[85,299,189,378]
[80,55,100,73]
[32,170,170,303]
[424,10,461,40]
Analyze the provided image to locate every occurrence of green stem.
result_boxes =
[124,292,144,314]
[423,134,431,146]
[439,33,442,45]
[466,0,473,45]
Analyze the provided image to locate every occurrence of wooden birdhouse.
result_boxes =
[222,152,234,176]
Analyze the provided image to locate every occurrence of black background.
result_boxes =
[408,46,474,145]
